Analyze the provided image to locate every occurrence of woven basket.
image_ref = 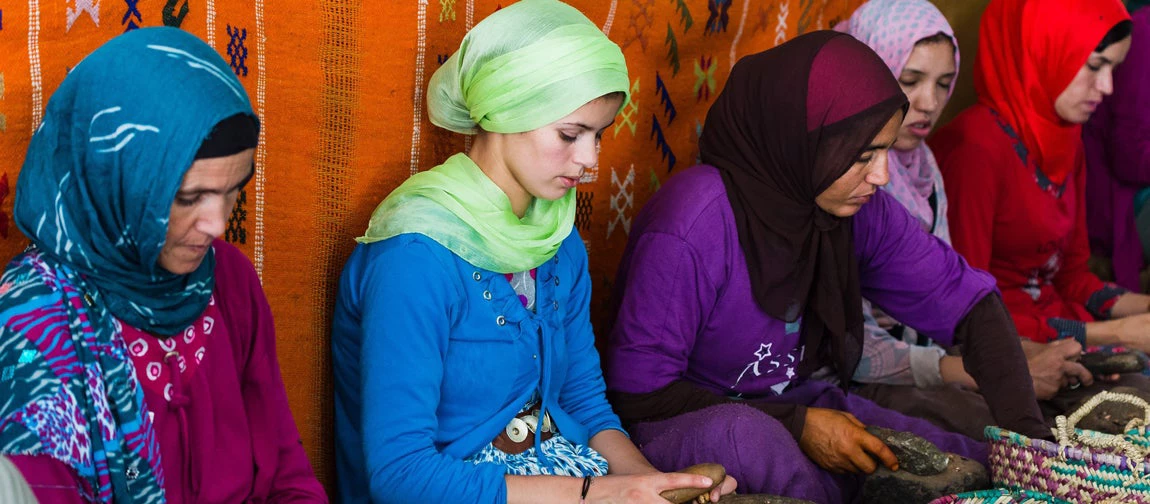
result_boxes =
[926,489,1065,504]
[983,390,1150,503]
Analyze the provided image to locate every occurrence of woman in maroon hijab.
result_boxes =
[605,31,1046,503]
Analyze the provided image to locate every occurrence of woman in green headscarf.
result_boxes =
[331,1,736,503]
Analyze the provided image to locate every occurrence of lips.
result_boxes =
[559,176,580,188]
[906,121,933,138]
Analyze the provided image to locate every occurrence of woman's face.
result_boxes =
[894,40,956,151]
[815,111,903,218]
[158,148,255,274]
[1054,36,1132,124]
[489,94,624,215]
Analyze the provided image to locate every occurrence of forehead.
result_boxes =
[179,150,255,187]
[902,42,956,72]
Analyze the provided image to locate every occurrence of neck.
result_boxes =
[468,134,531,218]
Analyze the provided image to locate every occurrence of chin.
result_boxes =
[893,135,923,152]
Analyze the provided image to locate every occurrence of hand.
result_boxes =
[872,308,899,331]
[585,472,717,504]
[798,407,899,474]
[706,475,738,503]
[1026,339,1092,400]
[1112,313,1150,353]
[939,355,978,390]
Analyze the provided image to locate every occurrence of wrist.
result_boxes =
[579,475,593,504]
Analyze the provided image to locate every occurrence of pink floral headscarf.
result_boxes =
[836,0,959,242]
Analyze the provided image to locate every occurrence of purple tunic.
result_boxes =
[606,165,997,399]
[605,166,997,501]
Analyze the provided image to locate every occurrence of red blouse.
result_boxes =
[931,104,1124,343]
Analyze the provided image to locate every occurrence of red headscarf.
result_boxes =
[975,0,1130,185]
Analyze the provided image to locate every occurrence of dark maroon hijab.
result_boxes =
[700,31,907,385]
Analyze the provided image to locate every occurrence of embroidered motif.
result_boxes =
[693,56,715,101]
[608,166,635,238]
[439,0,456,23]
[752,4,776,35]
[579,165,599,185]
[575,192,593,231]
[225,187,248,244]
[162,0,190,28]
[774,1,790,47]
[121,0,142,32]
[614,78,640,138]
[650,114,676,173]
[798,0,817,35]
[664,24,681,75]
[436,53,450,65]
[619,0,656,52]
[672,0,693,31]
[649,170,661,192]
[705,0,732,34]
[226,25,249,77]
[66,0,101,32]
[655,72,677,124]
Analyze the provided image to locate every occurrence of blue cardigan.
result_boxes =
[332,230,623,504]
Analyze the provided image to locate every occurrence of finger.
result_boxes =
[844,413,866,429]
[1063,361,1094,386]
[1055,339,1084,356]
[861,433,900,471]
[660,473,714,491]
[845,444,878,474]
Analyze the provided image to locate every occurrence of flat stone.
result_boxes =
[861,453,989,504]
[713,496,815,504]
[1080,351,1147,375]
[1071,386,1150,434]
[865,426,949,476]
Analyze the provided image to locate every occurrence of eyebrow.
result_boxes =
[1091,55,1116,66]
[177,167,255,196]
[559,119,618,131]
[900,68,956,78]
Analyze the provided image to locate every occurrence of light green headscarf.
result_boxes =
[358,0,630,272]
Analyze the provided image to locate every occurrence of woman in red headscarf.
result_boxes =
[932,0,1149,378]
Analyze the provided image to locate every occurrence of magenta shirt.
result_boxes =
[11,241,326,503]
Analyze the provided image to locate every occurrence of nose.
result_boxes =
[912,86,939,114]
[1097,68,1115,96]
[866,151,891,187]
[195,199,229,238]
[573,137,600,169]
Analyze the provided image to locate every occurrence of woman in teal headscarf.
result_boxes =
[0,28,325,503]
[331,1,736,503]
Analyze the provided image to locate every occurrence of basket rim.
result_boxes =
[985,425,1150,473]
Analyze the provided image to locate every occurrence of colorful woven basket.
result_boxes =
[926,489,1065,504]
[983,391,1150,503]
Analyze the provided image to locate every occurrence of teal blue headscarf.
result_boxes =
[14,27,258,336]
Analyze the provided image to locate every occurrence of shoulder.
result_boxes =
[931,105,1015,179]
[0,251,70,318]
[633,165,734,245]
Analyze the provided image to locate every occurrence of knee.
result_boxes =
[702,404,804,461]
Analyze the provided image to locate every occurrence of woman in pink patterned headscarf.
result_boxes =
[835,0,993,437]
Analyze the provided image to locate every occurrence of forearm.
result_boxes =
[1085,319,1126,346]
[507,475,584,504]
[589,429,658,475]
[1110,293,1150,319]
[955,293,1048,439]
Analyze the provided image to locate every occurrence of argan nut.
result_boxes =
[659,463,726,503]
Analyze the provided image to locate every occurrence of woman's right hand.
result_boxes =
[1025,339,1092,400]
[584,472,718,503]
[798,407,898,474]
